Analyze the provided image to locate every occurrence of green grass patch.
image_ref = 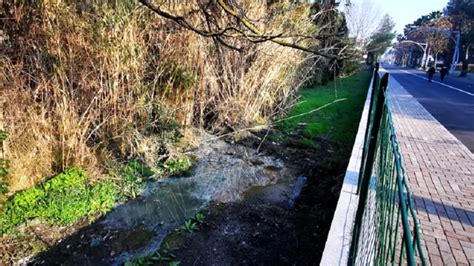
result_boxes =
[0,168,119,235]
[277,71,371,145]
[0,160,156,236]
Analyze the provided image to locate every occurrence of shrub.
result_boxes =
[341,60,363,77]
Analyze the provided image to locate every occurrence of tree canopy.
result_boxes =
[366,14,396,57]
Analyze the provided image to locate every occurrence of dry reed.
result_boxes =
[0,0,319,192]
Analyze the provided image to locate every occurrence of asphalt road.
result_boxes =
[382,64,474,153]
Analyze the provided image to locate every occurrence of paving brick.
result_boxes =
[429,254,444,265]
[446,237,462,251]
[437,239,451,252]
[387,76,474,265]
[462,246,474,260]
[452,249,469,264]
[441,251,457,265]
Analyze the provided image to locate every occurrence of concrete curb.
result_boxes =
[319,73,374,265]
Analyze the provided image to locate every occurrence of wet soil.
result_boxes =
[157,129,351,265]
[7,128,351,265]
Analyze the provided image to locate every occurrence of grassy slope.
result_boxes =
[278,71,372,145]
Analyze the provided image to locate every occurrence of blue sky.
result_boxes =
[344,0,449,34]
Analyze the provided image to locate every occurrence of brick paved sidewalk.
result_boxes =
[387,76,474,265]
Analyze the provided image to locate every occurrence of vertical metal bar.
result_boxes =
[376,110,389,264]
[392,135,416,266]
[350,72,389,264]
[391,206,402,264]
[383,150,398,264]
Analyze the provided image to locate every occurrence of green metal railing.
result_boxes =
[349,64,427,265]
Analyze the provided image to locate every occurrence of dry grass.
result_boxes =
[0,0,319,192]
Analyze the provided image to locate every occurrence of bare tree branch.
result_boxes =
[138,0,346,60]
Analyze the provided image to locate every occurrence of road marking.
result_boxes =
[399,69,474,97]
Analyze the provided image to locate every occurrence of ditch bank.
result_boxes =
[13,71,370,265]
[29,130,349,265]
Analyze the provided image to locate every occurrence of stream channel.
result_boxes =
[32,138,309,265]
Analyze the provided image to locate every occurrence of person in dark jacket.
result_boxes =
[427,66,436,82]
[440,66,448,81]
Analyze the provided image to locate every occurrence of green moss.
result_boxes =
[277,71,371,145]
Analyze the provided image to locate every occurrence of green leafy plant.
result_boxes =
[179,219,198,233]
[119,160,154,199]
[176,212,205,234]
[0,159,8,196]
[161,155,193,176]
[125,243,177,266]
[0,168,119,235]
[192,213,205,223]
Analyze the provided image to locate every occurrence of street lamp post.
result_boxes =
[404,27,461,72]
[397,40,428,68]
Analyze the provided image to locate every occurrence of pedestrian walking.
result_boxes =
[427,66,436,82]
[440,66,448,81]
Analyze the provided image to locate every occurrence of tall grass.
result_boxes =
[0,0,318,192]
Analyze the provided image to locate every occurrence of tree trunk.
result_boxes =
[460,44,469,77]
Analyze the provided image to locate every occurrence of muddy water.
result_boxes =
[98,140,300,264]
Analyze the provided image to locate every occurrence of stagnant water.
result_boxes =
[94,139,302,264]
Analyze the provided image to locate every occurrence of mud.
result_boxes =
[154,130,351,265]
[7,128,350,265]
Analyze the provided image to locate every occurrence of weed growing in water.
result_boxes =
[179,220,198,233]
[177,212,206,234]
[125,242,179,266]
[115,160,155,199]
[193,213,205,223]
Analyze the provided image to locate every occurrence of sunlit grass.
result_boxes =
[278,71,372,145]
